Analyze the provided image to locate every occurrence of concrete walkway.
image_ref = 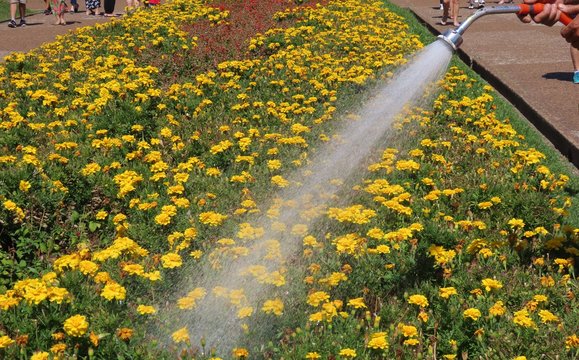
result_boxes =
[0,0,122,59]
[1,0,578,166]
[389,0,579,167]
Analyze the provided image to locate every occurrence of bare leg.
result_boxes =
[572,46,579,71]
[451,0,460,26]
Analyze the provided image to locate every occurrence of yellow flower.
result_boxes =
[161,253,183,268]
[101,282,126,301]
[439,287,458,299]
[19,180,31,192]
[233,347,249,358]
[172,327,189,344]
[367,332,388,349]
[508,218,525,229]
[0,335,15,348]
[63,314,89,337]
[481,278,503,292]
[565,334,579,349]
[136,305,157,315]
[339,348,357,357]
[408,294,429,308]
[347,297,367,309]
[305,353,321,359]
[262,298,284,316]
[117,327,134,341]
[489,301,506,316]
[403,338,420,346]
[537,310,558,323]
[398,323,418,337]
[463,308,482,321]
[307,291,330,307]
[30,352,50,360]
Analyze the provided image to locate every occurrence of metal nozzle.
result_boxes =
[437,5,521,51]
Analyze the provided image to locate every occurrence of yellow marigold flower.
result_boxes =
[478,201,493,209]
[513,309,536,329]
[199,211,227,226]
[101,282,126,301]
[262,298,284,316]
[404,338,420,346]
[271,175,289,188]
[63,314,89,337]
[508,218,525,229]
[395,160,420,171]
[79,260,99,276]
[439,287,458,299]
[161,253,183,269]
[339,348,357,357]
[513,357,527,360]
[489,301,506,316]
[533,294,548,303]
[19,180,31,192]
[136,305,157,315]
[305,352,321,359]
[463,308,482,321]
[443,355,457,359]
[232,347,249,358]
[367,332,389,350]
[347,297,367,309]
[307,291,330,307]
[237,306,254,319]
[408,294,429,308]
[172,327,189,344]
[565,334,579,349]
[50,342,66,354]
[538,310,559,323]
[117,327,134,341]
[481,278,503,292]
[95,210,108,220]
[30,352,50,360]
[398,323,418,337]
[0,335,15,348]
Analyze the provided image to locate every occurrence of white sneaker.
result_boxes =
[439,3,444,9]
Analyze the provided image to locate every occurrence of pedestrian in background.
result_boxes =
[7,0,26,27]
[441,0,460,26]
[85,0,100,15]
[104,0,115,16]
[51,0,67,24]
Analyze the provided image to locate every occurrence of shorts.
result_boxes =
[10,0,26,4]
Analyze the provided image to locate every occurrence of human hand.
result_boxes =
[560,4,579,47]
[517,0,564,26]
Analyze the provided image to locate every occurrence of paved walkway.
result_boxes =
[389,0,579,167]
[1,0,578,166]
[0,0,122,59]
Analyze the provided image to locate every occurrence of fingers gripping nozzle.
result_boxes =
[437,3,572,51]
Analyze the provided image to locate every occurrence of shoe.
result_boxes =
[7,19,17,28]
[439,4,444,9]
[44,8,52,15]
[19,19,26,27]
[468,3,474,8]
[573,71,579,84]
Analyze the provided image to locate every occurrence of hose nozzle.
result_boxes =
[437,3,572,51]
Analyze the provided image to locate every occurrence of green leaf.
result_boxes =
[89,221,100,232]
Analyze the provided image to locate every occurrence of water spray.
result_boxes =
[438,2,573,50]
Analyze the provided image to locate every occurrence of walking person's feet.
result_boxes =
[19,19,26,27]
[7,19,17,28]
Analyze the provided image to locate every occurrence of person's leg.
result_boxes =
[451,0,459,26]
[441,0,450,24]
[18,1,26,25]
[571,45,579,84]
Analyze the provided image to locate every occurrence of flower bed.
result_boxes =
[0,0,576,358]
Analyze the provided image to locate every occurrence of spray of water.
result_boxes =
[162,40,453,355]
